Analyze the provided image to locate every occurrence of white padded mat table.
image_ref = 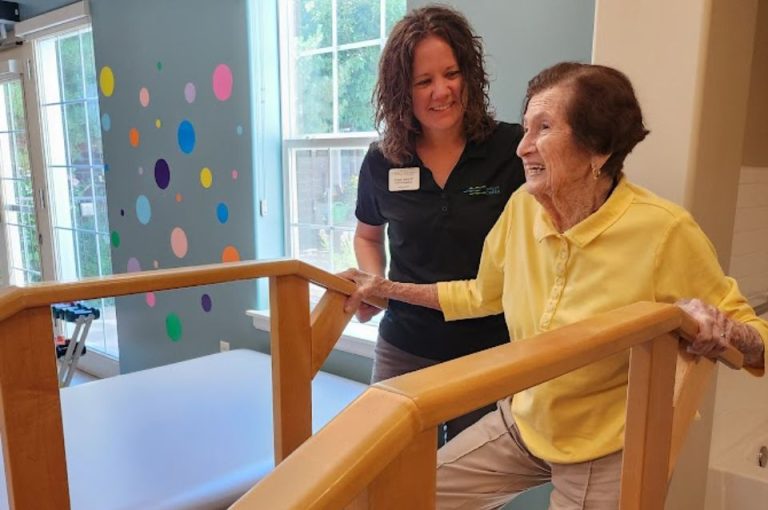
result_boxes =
[0,349,367,509]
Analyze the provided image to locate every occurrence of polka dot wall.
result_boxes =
[95,20,255,357]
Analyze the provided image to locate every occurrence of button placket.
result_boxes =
[540,238,569,329]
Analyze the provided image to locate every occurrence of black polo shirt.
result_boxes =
[355,121,525,361]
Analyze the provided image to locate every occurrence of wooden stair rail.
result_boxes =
[0,259,383,510]
[232,301,744,510]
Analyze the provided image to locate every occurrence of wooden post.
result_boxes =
[620,333,678,510]
[310,290,354,375]
[269,275,312,463]
[0,306,70,509]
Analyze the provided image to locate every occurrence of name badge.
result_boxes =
[388,167,420,191]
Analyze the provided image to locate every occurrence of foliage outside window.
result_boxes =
[281,0,405,296]
[36,27,117,357]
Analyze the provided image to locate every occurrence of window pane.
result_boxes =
[87,101,103,164]
[294,149,329,225]
[65,102,90,165]
[337,0,380,45]
[294,225,331,271]
[71,166,96,232]
[81,32,97,99]
[331,229,356,272]
[331,148,365,228]
[295,0,332,50]
[338,45,378,132]
[385,0,406,35]
[58,33,85,102]
[295,53,333,134]
[42,104,67,166]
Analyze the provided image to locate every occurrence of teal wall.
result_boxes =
[90,0,283,372]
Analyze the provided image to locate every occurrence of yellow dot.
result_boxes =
[155,119,162,128]
[100,66,115,97]
[200,167,213,189]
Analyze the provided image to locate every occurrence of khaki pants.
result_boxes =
[437,398,622,510]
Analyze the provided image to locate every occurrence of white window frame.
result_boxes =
[274,1,402,355]
[0,3,119,378]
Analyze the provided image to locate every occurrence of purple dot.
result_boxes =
[201,294,212,312]
[154,158,170,189]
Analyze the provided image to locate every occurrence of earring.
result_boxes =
[592,163,602,180]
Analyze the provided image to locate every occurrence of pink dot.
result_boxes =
[139,87,150,107]
[146,292,156,308]
[127,257,141,272]
[170,227,188,258]
[231,169,238,180]
[184,82,196,103]
[212,64,233,101]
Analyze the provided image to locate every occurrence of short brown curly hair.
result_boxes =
[374,5,495,165]
[524,62,650,179]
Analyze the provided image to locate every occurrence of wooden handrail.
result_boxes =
[232,302,743,510]
[0,259,383,510]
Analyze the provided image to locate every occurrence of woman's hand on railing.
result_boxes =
[676,298,765,368]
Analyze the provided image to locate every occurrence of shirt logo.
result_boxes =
[463,185,501,196]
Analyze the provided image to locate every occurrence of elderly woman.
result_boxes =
[342,62,767,509]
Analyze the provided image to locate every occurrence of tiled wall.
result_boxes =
[729,166,768,302]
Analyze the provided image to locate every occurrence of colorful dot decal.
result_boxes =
[127,257,141,273]
[184,82,196,103]
[145,292,156,308]
[136,195,151,224]
[157,61,163,71]
[129,128,140,147]
[120,209,125,216]
[236,125,243,136]
[139,87,150,107]
[201,294,212,312]
[175,193,183,202]
[212,64,233,101]
[155,119,162,128]
[138,166,144,175]
[166,313,182,342]
[199,167,212,189]
[99,66,115,97]
[231,169,238,180]
[177,120,196,154]
[221,245,240,263]
[101,113,111,131]
[153,260,159,269]
[104,163,110,172]
[216,203,229,224]
[171,227,188,258]
[110,231,121,248]
[154,159,170,189]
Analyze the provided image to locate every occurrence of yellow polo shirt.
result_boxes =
[437,178,768,464]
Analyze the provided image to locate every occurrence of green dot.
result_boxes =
[156,61,163,71]
[110,230,120,248]
[166,313,182,342]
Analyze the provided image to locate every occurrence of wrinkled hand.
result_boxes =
[337,268,388,317]
[677,298,741,358]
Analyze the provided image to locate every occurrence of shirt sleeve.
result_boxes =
[654,212,768,375]
[354,146,386,226]
[437,199,511,321]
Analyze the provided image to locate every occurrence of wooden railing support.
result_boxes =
[620,333,679,510]
[0,306,70,510]
[311,290,355,375]
[269,275,312,462]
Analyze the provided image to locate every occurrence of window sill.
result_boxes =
[245,309,376,359]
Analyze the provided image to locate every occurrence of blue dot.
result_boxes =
[136,195,152,225]
[216,202,229,224]
[104,163,110,172]
[177,120,196,154]
[236,125,243,136]
[101,113,111,132]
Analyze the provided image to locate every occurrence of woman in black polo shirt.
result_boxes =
[352,5,525,442]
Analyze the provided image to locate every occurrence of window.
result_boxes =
[279,0,406,299]
[0,17,117,362]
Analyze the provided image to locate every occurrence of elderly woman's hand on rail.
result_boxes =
[677,298,766,368]
[339,268,441,315]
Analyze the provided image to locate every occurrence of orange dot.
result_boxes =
[221,245,240,263]
[175,193,183,202]
[129,128,140,147]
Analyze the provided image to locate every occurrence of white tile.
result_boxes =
[730,230,768,256]
[736,183,768,208]
[729,252,768,278]
[740,166,768,184]
[733,206,768,233]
